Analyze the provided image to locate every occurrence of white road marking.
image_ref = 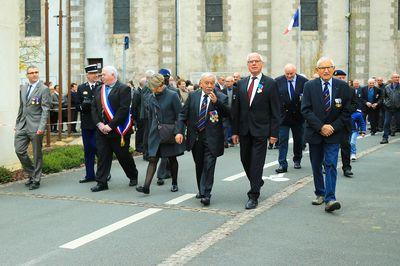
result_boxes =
[263,173,290,182]
[60,194,196,250]
[165,193,196,205]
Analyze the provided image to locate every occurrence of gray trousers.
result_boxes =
[14,129,44,183]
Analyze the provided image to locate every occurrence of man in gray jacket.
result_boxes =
[15,66,51,190]
[380,73,400,144]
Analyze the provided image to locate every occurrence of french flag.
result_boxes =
[283,7,300,35]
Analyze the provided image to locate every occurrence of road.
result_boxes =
[0,132,399,265]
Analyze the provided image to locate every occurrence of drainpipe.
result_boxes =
[345,0,351,79]
[175,0,179,76]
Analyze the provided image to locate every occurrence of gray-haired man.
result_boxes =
[15,66,51,190]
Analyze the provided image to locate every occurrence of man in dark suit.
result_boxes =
[76,64,102,183]
[301,57,352,212]
[361,78,382,135]
[221,75,235,147]
[176,73,230,206]
[90,65,139,192]
[275,63,308,173]
[214,75,225,93]
[231,52,280,209]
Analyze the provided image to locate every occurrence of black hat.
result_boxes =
[333,69,346,76]
[85,64,98,73]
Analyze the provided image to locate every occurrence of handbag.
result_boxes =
[155,110,176,144]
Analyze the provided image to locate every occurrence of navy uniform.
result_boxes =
[76,65,101,183]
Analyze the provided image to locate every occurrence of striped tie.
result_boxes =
[197,94,208,132]
[323,82,331,112]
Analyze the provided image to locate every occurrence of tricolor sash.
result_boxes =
[100,84,132,146]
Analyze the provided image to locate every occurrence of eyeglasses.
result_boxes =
[247,60,261,64]
[317,66,335,70]
[27,71,39,75]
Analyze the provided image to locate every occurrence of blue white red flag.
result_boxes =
[283,7,300,35]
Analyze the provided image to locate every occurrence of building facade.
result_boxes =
[19,0,400,86]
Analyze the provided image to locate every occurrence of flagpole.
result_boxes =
[297,5,302,74]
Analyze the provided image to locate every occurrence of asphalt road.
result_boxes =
[0,132,399,265]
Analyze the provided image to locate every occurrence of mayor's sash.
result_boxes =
[100,84,132,146]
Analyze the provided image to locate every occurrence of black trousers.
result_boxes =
[135,118,144,152]
[142,118,149,160]
[95,132,138,185]
[340,130,351,172]
[239,134,267,200]
[365,108,380,133]
[157,158,171,179]
[192,132,217,198]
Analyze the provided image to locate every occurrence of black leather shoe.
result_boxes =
[129,179,138,187]
[196,193,205,199]
[107,174,112,181]
[268,143,273,150]
[343,169,353,177]
[90,183,108,192]
[245,199,258,209]
[25,180,33,187]
[294,162,301,169]
[136,186,150,194]
[380,139,388,144]
[201,197,210,206]
[390,132,395,137]
[371,131,376,136]
[157,178,165,186]
[275,166,287,173]
[29,182,40,190]
[79,177,95,183]
[171,185,178,192]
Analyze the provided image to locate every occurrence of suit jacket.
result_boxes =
[178,89,230,157]
[301,78,352,144]
[353,87,366,112]
[91,80,133,137]
[77,82,100,129]
[16,81,51,133]
[361,86,381,108]
[275,74,308,126]
[231,74,280,138]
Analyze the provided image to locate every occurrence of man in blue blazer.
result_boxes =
[301,57,352,212]
[275,64,308,173]
[232,52,280,209]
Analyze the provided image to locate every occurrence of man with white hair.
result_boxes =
[231,52,280,209]
[90,66,139,192]
[301,57,352,212]
[361,78,381,135]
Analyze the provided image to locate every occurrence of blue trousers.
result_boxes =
[309,143,340,203]
[278,124,304,168]
[81,129,97,179]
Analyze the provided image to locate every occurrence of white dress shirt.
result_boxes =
[247,73,262,105]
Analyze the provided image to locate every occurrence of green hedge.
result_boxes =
[0,166,12,183]
[42,145,85,174]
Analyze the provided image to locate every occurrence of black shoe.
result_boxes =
[157,178,165,186]
[390,132,395,137]
[90,183,108,192]
[107,174,112,181]
[25,180,33,187]
[273,144,279,149]
[268,143,273,150]
[325,201,341,212]
[196,193,205,199]
[245,198,258,209]
[380,139,388,144]
[294,162,301,169]
[136,186,150,194]
[224,143,229,148]
[171,185,178,192]
[129,179,138,187]
[29,182,40,190]
[371,132,376,136]
[201,197,210,206]
[79,177,95,183]
[275,166,287,173]
[343,169,353,177]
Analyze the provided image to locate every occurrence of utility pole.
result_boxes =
[45,0,51,147]
[67,0,72,136]
[57,0,63,141]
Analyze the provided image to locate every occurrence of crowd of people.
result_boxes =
[15,52,400,213]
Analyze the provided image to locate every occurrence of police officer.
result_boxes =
[77,65,110,183]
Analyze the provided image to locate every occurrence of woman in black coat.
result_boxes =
[136,74,184,194]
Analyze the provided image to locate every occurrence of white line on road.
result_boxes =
[165,193,196,205]
[60,193,196,250]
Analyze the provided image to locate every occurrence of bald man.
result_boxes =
[274,64,308,173]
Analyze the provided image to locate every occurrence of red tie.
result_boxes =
[247,76,257,103]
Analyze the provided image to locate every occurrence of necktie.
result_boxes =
[247,76,257,104]
[197,94,208,132]
[289,80,295,101]
[91,84,95,91]
[26,85,32,101]
[323,82,331,112]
